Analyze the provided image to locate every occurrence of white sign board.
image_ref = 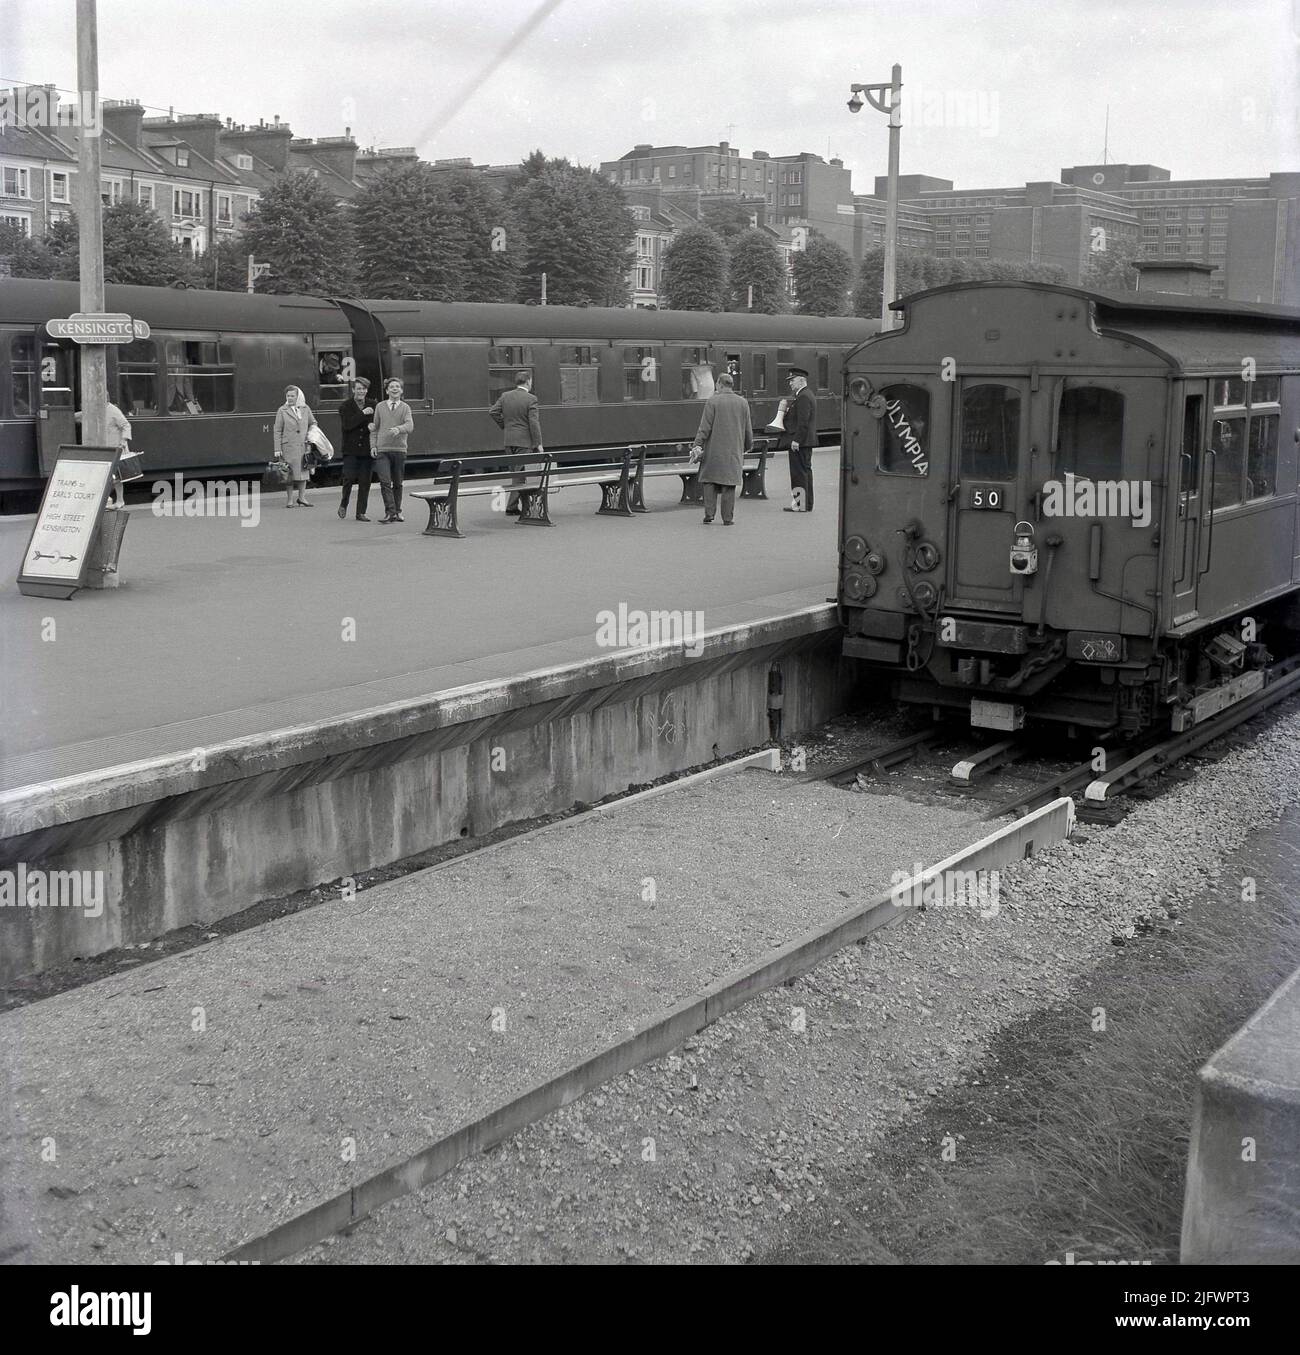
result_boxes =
[17,447,119,597]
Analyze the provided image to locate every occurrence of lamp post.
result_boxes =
[848,64,902,331]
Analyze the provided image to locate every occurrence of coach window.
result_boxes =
[1246,378,1281,501]
[1056,386,1124,481]
[399,352,424,400]
[682,346,714,400]
[11,335,35,416]
[624,347,659,401]
[317,349,352,402]
[165,339,234,414]
[1209,416,1244,508]
[488,345,532,404]
[876,383,930,476]
[1180,393,1203,493]
[118,338,159,416]
[816,352,830,393]
[960,384,1020,480]
[559,346,600,405]
[752,353,768,392]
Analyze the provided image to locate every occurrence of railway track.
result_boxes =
[805,658,1300,824]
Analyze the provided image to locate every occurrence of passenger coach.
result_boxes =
[839,282,1300,736]
[0,278,873,506]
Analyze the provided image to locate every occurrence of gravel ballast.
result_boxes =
[301,705,1300,1264]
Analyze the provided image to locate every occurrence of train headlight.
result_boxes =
[913,541,940,573]
[843,534,869,564]
[913,581,938,609]
[843,572,877,602]
[848,377,873,406]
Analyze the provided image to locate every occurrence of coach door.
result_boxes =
[34,329,78,476]
[1171,384,1206,624]
[944,375,1038,613]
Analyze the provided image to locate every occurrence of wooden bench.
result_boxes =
[628,440,773,510]
[411,446,640,538]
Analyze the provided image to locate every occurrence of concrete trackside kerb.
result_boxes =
[0,604,838,841]
[219,795,1075,1264]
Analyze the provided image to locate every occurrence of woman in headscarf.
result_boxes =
[273,385,318,507]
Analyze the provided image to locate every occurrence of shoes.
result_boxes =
[395,512,405,522]
[356,514,370,522]
[381,514,396,523]
[702,515,714,524]
[337,505,346,519]
[782,507,802,513]
[505,506,522,516]
[723,520,734,526]
[298,499,315,507]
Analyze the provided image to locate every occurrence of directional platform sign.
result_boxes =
[17,446,121,599]
[46,313,150,343]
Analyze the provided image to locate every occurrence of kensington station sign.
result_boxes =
[46,313,151,344]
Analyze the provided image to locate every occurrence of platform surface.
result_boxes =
[0,450,839,791]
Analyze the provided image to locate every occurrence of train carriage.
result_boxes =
[839,281,1300,736]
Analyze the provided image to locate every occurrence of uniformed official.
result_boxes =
[782,367,817,512]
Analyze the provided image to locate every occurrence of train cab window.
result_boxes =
[876,383,930,476]
[11,335,35,416]
[1180,394,1203,494]
[559,346,599,405]
[1247,416,1279,500]
[960,384,1020,480]
[118,338,159,416]
[816,353,830,393]
[624,346,660,401]
[488,345,532,404]
[316,349,353,402]
[164,339,234,415]
[1056,386,1124,481]
[1210,417,1245,508]
[399,352,424,400]
[752,354,768,392]
[681,347,714,400]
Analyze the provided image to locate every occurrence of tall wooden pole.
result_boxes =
[76,0,108,446]
[880,64,902,333]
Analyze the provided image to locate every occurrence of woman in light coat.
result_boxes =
[274,385,318,507]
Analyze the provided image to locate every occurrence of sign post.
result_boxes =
[17,446,121,599]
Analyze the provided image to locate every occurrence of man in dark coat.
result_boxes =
[782,367,817,512]
[689,372,753,525]
[337,377,374,520]
[489,371,544,514]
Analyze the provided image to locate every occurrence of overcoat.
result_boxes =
[693,389,754,486]
[274,403,318,479]
[490,387,543,448]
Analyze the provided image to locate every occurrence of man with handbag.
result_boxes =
[489,371,544,515]
[370,377,415,523]
[781,367,818,513]
[337,377,374,520]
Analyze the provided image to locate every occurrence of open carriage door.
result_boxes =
[35,327,79,477]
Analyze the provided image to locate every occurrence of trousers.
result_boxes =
[339,455,372,516]
[788,444,814,511]
[703,482,736,522]
[374,448,406,516]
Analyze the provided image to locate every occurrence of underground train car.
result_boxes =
[838,281,1300,736]
[0,278,874,504]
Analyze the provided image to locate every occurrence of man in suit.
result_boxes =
[369,377,415,523]
[689,371,753,526]
[490,371,544,514]
[337,377,374,520]
[782,367,818,512]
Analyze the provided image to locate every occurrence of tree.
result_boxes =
[101,200,187,285]
[660,224,728,311]
[506,154,635,306]
[701,199,757,246]
[240,170,355,295]
[792,232,853,316]
[437,168,521,303]
[729,228,788,313]
[852,246,886,318]
[1082,229,1141,293]
[201,234,257,292]
[354,163,469,300]
[0,221,58,278]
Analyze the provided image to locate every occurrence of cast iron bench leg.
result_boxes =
[516,485,554,526]
[678,473,703,504]
[596,451,634,517]
[422,493,464,538]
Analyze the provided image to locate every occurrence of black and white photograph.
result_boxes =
[1,0,1298,1311]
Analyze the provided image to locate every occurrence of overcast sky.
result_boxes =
[8,0,1297,192]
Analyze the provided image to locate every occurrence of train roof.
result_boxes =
[0,278,350,332]
[338,298,876,344]
[882,281,1300,373]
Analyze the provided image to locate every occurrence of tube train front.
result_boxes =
[838,281,1300,737]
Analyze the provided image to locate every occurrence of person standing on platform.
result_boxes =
[337,377,374,520]
[370,377,414,523]
[489,371,544,515]
[689,371,753,526]
[274,385,318,507]
[782,367,817,513]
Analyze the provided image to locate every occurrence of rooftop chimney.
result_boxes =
[101,99,145,151]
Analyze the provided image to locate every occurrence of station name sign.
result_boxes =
[46,313,151,344]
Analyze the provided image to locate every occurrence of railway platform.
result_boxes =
[0,448,840,789]
[0,765,1010,1265]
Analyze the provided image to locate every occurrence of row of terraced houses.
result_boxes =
[2,84,1296,307]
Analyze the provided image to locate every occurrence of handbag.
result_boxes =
[262,457,291,490]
